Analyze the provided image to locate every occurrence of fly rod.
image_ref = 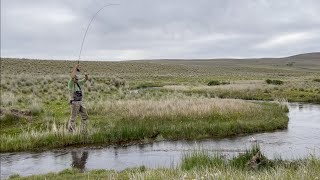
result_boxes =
[77,3,119,71]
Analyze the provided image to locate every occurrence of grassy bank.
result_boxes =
[0,97,288,152]
[8,147,320,180]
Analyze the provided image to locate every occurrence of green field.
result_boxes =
[1,53,319,152]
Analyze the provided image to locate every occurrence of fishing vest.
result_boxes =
[73,83,83,101]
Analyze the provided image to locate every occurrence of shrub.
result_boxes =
[208,80,230,86]
[265,79,284,85]
[135,82,163,89]
[110,78,126,89]
[313,79,320,82]
[208,80,220,86]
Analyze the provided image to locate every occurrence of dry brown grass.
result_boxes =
[87,97,261,119]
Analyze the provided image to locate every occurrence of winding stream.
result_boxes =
[1,103,320,179]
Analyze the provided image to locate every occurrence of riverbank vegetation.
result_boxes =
[8,146,320,180]
[1,55,319,152]
[0,96,288,152]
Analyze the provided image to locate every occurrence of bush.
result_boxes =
[208,80,220,86]
[313,79,320,82]
[265,79,284,85]
[208,80,230,86]
[110,78,126,89]
[135,82,163,89]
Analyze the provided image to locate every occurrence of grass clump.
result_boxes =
[181,146,272,171]
[181,151,224,170]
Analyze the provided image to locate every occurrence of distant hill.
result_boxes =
[148,52,320,71]
[1,52,320,75]
[286,52,320,59]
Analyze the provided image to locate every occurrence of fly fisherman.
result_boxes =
[67,64,89,133]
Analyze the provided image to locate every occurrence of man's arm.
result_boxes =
[78,73,89,85]
[71,64,80,78]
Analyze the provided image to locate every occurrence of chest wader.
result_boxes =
[68,82,88,133]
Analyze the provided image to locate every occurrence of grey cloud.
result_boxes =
[1,0,320,60]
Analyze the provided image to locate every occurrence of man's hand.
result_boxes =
[85,73,89,81]
[75,64,81,72]
[71,64,80,78]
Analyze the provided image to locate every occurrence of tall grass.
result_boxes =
[86,97,261,118]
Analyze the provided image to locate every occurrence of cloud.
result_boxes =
[1,0,320,60]
[255,32,317,49]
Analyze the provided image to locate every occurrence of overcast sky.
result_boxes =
[1,0,320,61]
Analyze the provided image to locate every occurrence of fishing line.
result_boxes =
[77,3,119,66]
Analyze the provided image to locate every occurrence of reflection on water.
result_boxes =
[71,151,88,172]
[1,103,320,179]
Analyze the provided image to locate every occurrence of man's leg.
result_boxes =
[79,104,89,133]
[68,103,80,132]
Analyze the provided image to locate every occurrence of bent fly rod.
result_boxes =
[77,3,119,71]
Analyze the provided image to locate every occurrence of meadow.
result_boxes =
[1,53,320,152]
